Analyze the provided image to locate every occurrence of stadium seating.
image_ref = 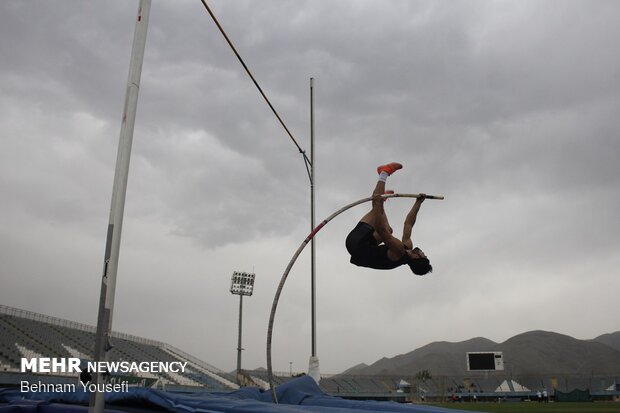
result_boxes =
[0,305,236,391]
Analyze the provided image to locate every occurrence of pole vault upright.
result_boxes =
[308,77,320,382]
[89,2,150,412]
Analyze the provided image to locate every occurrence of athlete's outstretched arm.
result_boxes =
[402,194,425,249]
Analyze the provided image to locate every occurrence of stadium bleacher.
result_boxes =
[0,305,237,391]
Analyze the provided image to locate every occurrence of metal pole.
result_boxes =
[236,294,243,379]
[310,77,316,358]
[308,78,320,383]
[89,2,150,412]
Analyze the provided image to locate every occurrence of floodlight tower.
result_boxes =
[230,271,255,381]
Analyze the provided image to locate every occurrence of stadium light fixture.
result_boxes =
[230,271,255,382]
[230,271,255,297]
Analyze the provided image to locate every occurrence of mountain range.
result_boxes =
[340,330,620,377]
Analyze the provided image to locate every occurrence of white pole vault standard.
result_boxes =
[266,193,444,403]
[89,2,150,413]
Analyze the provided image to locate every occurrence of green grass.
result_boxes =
[430,402,620,413]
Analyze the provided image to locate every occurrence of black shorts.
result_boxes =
[345,222,377,257]
[346,222,406,270]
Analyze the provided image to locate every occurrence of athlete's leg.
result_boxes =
[369,163,408,260]
[370,180,390,236]
[361,163,400,240]
[359,191,392,228]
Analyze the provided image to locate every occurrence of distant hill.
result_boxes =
[497,331,620,375]
[341,330,620,377]
[351,337,496,376]
[340,363,369,375]
[593,331,620,352]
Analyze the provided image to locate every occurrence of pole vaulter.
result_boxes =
[266,192,444,403]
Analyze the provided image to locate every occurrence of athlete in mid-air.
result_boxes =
[345,162,432,275]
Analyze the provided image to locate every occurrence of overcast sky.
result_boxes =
[1,0,619,375]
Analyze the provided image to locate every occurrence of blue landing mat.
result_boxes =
[0,376,478,413]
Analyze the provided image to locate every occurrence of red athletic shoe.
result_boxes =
[377,162,403,176]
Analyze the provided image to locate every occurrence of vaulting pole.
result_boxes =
[267,193,444,402]
[89,2,150,412]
